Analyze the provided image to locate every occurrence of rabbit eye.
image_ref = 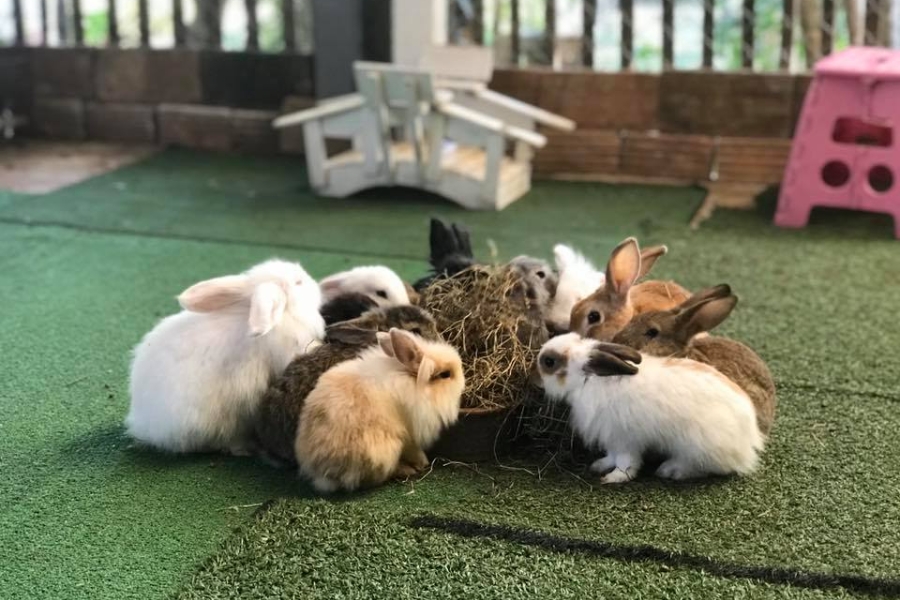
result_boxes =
[437,370,452,379]
[536,270,546,279]
[587,311,601,324]
[375,290,388,299]
[541,355,556,369]
[646,327,660,338]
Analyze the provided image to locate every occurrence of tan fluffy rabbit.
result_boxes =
[253,306,442,466]
[612,285,777,435]
[295,328,464,493]
[570,237,690,341]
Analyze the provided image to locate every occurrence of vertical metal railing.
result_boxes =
[662,0,674,69]
[620,0,633,68]
[702,0,715,67]
[582,0,595,67]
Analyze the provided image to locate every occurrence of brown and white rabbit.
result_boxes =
[253,306,442,465]
[570,237,690,342]
[537,333,763,483]
[295,328,464,493]
[612,285,777,435]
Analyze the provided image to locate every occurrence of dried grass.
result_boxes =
[420,265,547,412]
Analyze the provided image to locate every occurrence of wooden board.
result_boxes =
[658,71,797,137]
[620,132,714,180]
[534,71,660,130]
[534,130,620,174]
[713,137,792,183]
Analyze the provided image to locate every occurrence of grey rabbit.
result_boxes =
[252,305,443,465]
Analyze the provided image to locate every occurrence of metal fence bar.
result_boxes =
[203,0,222,48]
[864,0,880,44]
[621,0,633,68]
[282,0,295,52]
[245,0,259,49]
[511,0,521,64]
[13,0,24,45]
[173,0,186,47]
[822,0,834,55]
[40,0,49,45]
[138,0,150,46]
[108,0,119,46]
[57,0,67,44]
[583,0,595,67]
[779,0,793,70]
[73,0,84,44]
[702,0,714,68]
[544,0,555,64]
[663,0,674,69]
[741,0,754,68]
[472,0,484,44]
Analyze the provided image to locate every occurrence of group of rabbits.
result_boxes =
[125,219,775,491]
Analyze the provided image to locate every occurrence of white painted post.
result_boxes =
[392,0,447,66]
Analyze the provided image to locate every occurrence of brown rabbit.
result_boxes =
[252,305,442,465]
[296,328,465,493]
[570,237,690,341]
[612,285,776,435]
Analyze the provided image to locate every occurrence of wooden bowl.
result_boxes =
[427,406,514,463]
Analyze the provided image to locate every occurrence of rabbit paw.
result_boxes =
[599,468,634,484]
[655,460,695,481]
[393,463,420,480]
[589,455,616,475]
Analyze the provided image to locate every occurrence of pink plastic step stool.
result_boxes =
[775,47,900,238]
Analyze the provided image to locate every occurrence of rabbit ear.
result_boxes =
[376,331,394,356]
[606,238,641,297]
[675,295,738,341]
[681,284,732,309]
[553,244,576,270]
[416,356,437,388]
[389,328,423,373]
[178,275,248,312]
[318,274,346,298]
[584,344,641,377]
[637,245,668,279]
[325,324,377,346]
[404,282,421,305]
[248,282,287,337]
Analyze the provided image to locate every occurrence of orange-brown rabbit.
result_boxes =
[570,237,690,341]
[295,328,464,493]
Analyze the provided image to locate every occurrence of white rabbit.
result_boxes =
[536,333,764,484]
[545,244,605,334]
[126,259,325,455]
[319,266,412,308]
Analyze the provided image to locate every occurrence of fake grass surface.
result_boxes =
[1,149,898,599]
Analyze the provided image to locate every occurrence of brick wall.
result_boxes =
[9,47,314,154]
[489,68,810,184]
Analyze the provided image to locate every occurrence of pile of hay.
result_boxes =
[419,265,547,412]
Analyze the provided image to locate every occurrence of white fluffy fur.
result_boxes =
[539,333,763,483]
[126,259,325,454]
[319,266,410,308]
[546,244,605,332]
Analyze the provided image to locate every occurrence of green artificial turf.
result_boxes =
[2,149,899,600]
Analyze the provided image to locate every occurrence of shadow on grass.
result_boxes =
[704,186,898,241]
[59,424,318,500]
